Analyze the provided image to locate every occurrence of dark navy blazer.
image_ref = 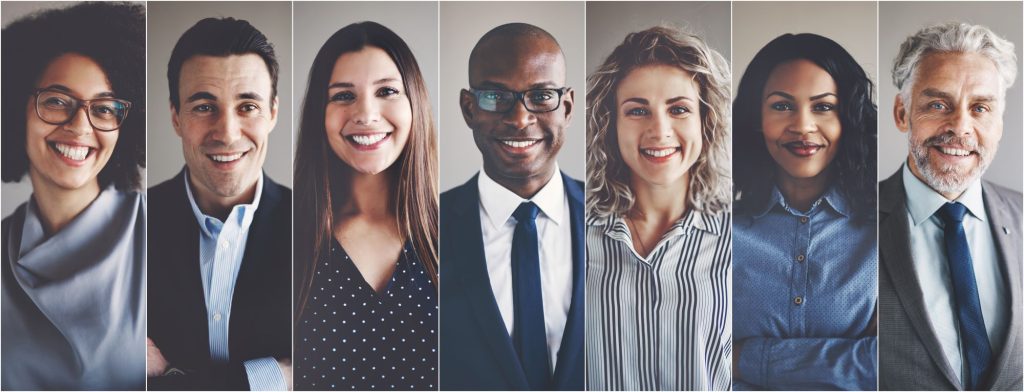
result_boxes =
[439,172,585,391]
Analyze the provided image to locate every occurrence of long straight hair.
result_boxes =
[294,22,438,320]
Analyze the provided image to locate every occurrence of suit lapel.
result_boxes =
[452,176,530,389]
[879,171,962,389]
[229,174,281,351]
[167,169,211,362]
[552,174,584,389]
[980,183,1023,390]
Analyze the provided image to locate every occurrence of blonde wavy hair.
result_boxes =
[586,25,731,218]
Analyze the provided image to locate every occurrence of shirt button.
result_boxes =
[799,216,809,224]
[219,239,230,250]
[794,296,804,305]
[796,254,805,262]
[213,312,222,321]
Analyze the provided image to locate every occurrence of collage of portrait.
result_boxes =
[1,1,1021,391]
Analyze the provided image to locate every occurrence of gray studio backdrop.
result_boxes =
[147,1,292,188]
[439,1,586,191]
[293,1,439,151]
[879,2,1022,191]
[733,2,878,97]
[586,1,731,74]
[1,1,143,218]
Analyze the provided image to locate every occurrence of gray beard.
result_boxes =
[908,129,993,196]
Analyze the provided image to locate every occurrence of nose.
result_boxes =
[501,100,536,130]
[948,107,973,137]
[64,105,93,136]
[211,110,243,145]
[788,107,817,135]
[352,96,380,126]
[649,111,674,140]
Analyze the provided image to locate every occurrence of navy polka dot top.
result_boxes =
[295,239,438,390]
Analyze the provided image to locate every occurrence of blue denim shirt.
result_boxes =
[733,186,877,390]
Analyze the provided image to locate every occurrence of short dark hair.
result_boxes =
[2,2,146,190]
[167,17,279,111]
[733,33,877,219]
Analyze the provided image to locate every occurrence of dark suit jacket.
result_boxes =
[879,168,1023,390]
[439,172,585,391]
[147,170,291,390]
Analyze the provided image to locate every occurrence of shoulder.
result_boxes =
[440,175,478,207]
[148,174,184,204]
[982,180,1023,211]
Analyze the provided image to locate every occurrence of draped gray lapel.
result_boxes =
[981,181,1024,390]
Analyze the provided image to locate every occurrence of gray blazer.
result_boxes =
[879,169,1023,390]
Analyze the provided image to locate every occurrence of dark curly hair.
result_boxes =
[2,2,146,190]
[733,33,876,219]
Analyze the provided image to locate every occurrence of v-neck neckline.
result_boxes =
[331,238,408,298]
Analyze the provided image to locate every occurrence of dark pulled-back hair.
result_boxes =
[167,17,279,110]
[2,2,146,190]
[294,22,438,320]
[733,33,877,219]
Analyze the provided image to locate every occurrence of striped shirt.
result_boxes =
[586,209,732,391]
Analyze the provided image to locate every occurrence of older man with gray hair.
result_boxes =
[880,21,1022,391]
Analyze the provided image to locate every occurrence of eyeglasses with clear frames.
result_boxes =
[33,88,132,132]
[469,87,569,114]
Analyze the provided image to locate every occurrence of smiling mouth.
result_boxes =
[499,138,542,149]
[50,142,93,162]
[207,151,247,164]
[783,141,824,157]
[641,147,680,158]
[934,145,973,157]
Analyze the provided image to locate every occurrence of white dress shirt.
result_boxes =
[902,164,1008,386]
[477,166,573,374]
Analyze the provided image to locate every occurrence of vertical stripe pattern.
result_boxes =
[586,210,732,391]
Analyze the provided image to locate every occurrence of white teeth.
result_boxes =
[210,153,244,162]
[642,148,677,158]
[939,147,970,156]
[351,133,387,146]
[501,140,540,148]
[55,143,89,161]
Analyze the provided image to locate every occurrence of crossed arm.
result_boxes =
[147,337,292,391]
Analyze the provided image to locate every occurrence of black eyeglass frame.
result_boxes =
[32,88,133,132]
[469,87,570,114]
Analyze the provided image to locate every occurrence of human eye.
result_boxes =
[329,91,356,103]
[669,105,691,116]
[624,107,649,117]
[191,103,216,115]
[239,102,261,116]
[972,104,991,113]
[91,102,118,119]
[527,90,556,104]
[41,94,72,109]
[769,101,793,111]
[927,101,948,111]
[813,102,836,112]
[377,87,401,98]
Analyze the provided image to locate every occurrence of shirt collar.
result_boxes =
[184,170,264,236]
[478,165,565,229]
[752,184,849,219]
[902,163,985,226]
[600,208,723,248]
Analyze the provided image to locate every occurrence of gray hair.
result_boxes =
[892,22,1017,105]
[586,25,731,218]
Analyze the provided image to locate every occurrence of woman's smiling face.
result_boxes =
[25,53,120,192]
[760,59,842,181]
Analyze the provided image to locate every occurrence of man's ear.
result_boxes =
[460,89,475,125]
[170,101,182,137]
[562,87,575,122]
[894,94,910,133]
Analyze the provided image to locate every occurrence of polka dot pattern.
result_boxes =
[296,239,438,390]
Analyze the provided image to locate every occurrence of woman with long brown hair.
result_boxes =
[293,21,438,390]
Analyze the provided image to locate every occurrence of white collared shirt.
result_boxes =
[902,164,1008,386]
[477,166,573,374]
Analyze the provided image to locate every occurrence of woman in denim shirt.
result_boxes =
[732,33,878,390]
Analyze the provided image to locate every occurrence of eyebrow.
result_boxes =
[765,91,837,101]
[238,92,264,101]
[921,88,997,102]
[186,91,217,103]
[328,77,401,90]
[620,96,694,106]
[42,84,115,98]
[475,81,560,90]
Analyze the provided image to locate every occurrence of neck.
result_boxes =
[484,164,556,200]
[29,170,101,234]
[776,167,831,212]
[337,168,395,220]
[629,173,690,226]
[191,175,257,222]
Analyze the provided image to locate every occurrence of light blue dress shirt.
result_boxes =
[184,172,286,391]
[734,186,877,390]
[901,164,1008,386]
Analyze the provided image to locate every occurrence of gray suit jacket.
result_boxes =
[879,169,1023,390]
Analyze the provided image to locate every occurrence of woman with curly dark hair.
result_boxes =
[1,2,146,389]
[731,33,877,390]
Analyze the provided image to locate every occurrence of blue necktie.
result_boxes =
[511,202,550,389]
[938,202,993,390]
